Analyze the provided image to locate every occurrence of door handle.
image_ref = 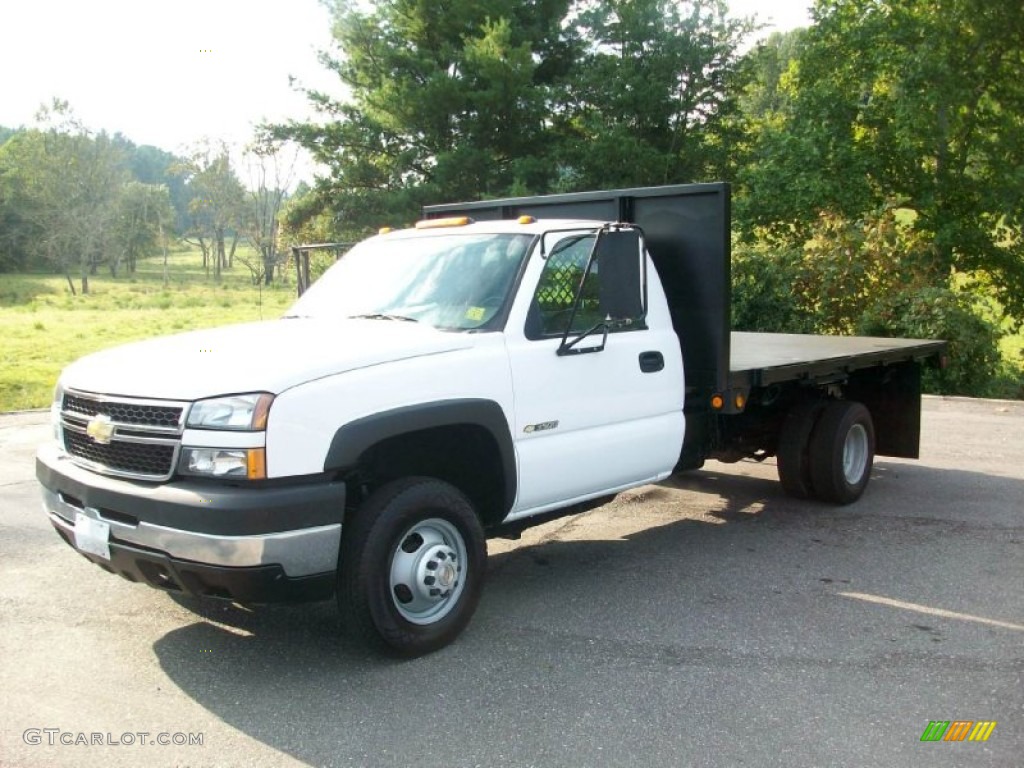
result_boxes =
[639,351,664,373]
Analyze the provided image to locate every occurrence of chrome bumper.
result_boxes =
[43,487,341,578]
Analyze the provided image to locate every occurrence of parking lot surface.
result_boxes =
[1,397,1021,767]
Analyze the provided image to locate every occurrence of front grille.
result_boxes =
[61,390,186,481]
[64,431,177,478]
[63,393,183,429]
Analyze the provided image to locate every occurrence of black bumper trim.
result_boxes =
[37,444,346,536]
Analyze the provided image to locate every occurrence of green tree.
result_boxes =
[238,137,297,285]
[126,143,191,234]
[0,102,127,293]
[0,135,40,272]
[273,0,576,233]
[555,0,754,189]
[732,203,1004,394]
[176,142,246,281]
[113,182,173,276]
[739,0,1024,320]
[737,29,805,123]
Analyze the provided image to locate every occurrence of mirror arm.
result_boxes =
[556,323,608,356]
[557,225,608,353]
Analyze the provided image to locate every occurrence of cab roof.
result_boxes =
[377,217,607,239]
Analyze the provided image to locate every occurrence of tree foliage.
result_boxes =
[739,0,1024,321]
[0,110,187,280]
[113,181,173,277]
[124,143,191,233]
[273,0,753,233]
[558,0,753,189]
[271,0,574,233]
[2,2,1022,396]
[732,204,1004,394]
[175,141,247,281]
[0,102,129,293]
[237,137,298,285]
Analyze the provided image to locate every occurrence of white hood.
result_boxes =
[61,318,473,401]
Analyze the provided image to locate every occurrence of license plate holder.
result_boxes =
[74,511,111,561]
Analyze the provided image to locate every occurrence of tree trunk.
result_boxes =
[229,233,238,268]
[262,244,274,286]
[65,271,77,296]
[109,249,123,278]
[214,228,224,282]
[264,221,278,285]
[160,220,169,287]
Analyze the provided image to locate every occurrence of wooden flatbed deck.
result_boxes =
[729,332,946,388]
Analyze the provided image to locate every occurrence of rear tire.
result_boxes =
[808,401,875,505]
[776,400,826,499]
[338,477,486,657]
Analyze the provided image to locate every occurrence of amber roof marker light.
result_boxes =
[415,216,474,229]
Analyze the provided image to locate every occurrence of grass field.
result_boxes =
[0,246,297,411]
[1,244,1021,411]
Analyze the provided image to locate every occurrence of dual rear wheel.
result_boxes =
[777,400,875,504]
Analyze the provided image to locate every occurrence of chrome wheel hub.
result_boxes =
[842,423,869,485]
[389,518,467,625]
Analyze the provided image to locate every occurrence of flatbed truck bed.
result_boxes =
[729,333,947,388]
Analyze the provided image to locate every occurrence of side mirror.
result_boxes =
[557,226,647,356]
[596,228,645,324]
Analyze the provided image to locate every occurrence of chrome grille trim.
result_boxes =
[60,389,189,481]
[62,390,188,431]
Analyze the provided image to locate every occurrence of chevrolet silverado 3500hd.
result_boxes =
[37,183,945,655]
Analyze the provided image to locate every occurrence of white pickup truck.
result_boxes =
[36,184,945,655]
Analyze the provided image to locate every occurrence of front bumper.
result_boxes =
[37,443,346,603]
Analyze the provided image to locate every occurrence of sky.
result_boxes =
[1,0,337,153]
[1,0,812,162]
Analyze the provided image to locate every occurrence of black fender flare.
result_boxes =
[323,398,517,514]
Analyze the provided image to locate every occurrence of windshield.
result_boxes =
[285,232,533,331]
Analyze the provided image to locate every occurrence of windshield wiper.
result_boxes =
[348,313,419,323]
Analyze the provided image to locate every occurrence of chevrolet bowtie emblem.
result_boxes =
[86,414,115,445]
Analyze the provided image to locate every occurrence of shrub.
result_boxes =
[731,241,817,333]
[857,287,1002,395]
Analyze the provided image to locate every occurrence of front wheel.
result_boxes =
[338,477,486,656]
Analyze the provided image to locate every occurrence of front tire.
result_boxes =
[808,401,875,505]
[338,477,486,656]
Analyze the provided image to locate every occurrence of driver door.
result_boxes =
[503,230,685,518]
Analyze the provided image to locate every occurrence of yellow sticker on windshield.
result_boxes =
[465,306,486,321]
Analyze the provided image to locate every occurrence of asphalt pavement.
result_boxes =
[1,397,1021,767]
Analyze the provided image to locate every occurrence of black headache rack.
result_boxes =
[424,183,733,427]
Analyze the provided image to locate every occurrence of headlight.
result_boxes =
[181,447,267,480]
[187,393,273,430]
